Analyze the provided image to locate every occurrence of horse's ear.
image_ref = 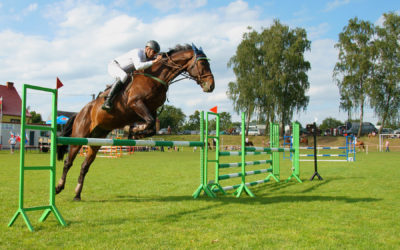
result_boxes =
[191,43,199,53]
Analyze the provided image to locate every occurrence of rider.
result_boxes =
[102,40,163,111]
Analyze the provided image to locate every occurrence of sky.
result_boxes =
[0,0,399,125]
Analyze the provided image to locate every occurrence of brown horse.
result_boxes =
[56,44,215,200]
[355,141,365,151]
[300,136,308,145]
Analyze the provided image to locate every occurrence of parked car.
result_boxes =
[381,128,394,134]
[157,128,168,135]
[345,122,377,135]
[394,129,400,134]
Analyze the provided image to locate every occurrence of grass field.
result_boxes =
[1,146,399,249]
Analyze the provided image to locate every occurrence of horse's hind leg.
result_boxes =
[56,145,81,194]
[74,146,100,201]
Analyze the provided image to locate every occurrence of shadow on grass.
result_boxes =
[77,194,381,226]
[85,193,380,205]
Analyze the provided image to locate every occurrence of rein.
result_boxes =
[134,50,211,88]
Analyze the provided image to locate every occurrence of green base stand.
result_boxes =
[209,183,226,195]
[266,173,280,183]
[286,173,302,183]
[193,184,216,198]
[234,183,255,198]
[8,205,66,232]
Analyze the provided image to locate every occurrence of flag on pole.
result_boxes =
[209,106,218,113]
[56,77,64,89]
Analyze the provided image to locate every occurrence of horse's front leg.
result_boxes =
[74,146,100,201]
[56,145,81,194]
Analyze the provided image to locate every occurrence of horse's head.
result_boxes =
[187,44,215,92]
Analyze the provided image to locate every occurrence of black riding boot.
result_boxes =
[102,79,123,112]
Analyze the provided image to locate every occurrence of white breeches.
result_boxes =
[108,60,128,83]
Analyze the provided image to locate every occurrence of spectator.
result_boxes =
[385,140,390,152]
[8,135,17,154]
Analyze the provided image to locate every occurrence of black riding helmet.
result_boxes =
[146,40,160,53]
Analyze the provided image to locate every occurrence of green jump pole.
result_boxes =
[8,84,66,232]
[234,112,254,197]
[286,122,302,183]
[265,122,280,182]
[193,111,215,198]
[207,112,225,195]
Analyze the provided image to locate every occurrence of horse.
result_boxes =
[56,44,215,201]
[300,136,308,145]
[355,141,365,151]
[245,141,254,146]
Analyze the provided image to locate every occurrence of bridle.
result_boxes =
[162,51,213,87]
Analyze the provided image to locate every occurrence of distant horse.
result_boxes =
[245,141,254,146]
[56,44,215,200]
[355,141,365,151]
[300,136,308,145]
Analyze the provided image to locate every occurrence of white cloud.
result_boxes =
[2,0,376,125]
[26,3,38,12]
[324,0,350,12]
[136,0,207,12]
[0,0,270,120]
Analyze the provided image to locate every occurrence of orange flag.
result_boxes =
[209,106,217,113]
[56,77,64,89]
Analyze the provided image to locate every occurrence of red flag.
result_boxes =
[56,77,64,89]
[209,106,218,113]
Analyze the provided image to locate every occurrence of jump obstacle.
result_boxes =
[9,84,302,231]
[195,111,301,198]
[283,134,356,162]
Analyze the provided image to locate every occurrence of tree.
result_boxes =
[183,110,201,130]
[319,117,343,131]
[333,17,375,137]
[227,28,262,134]
[259,20,311,135]
[228,21,311,135]
[219,112,232,131]
[370,12,400,134]
[30,111,43,124]
[157,105,186,132]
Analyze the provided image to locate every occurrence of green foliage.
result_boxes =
[369,12,400,133]
[228,20,311,134]
[183,110,201,130]
[319,117,343,131]
[157,105,186,132]
[333,17,375,137]
[219,112,232,131]
[29,111,43,124]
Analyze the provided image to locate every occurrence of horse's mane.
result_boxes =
[165,44,192,56]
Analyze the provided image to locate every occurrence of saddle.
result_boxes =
[97,74,134,99]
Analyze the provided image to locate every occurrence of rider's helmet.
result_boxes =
[146,40,160,53]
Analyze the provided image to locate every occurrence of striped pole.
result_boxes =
[219,160,273,169]
[58,137,203,147]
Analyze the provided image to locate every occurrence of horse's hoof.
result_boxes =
[73,197,81,201]
[55,186,63,194]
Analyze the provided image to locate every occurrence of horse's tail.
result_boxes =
[57,114,76,161]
